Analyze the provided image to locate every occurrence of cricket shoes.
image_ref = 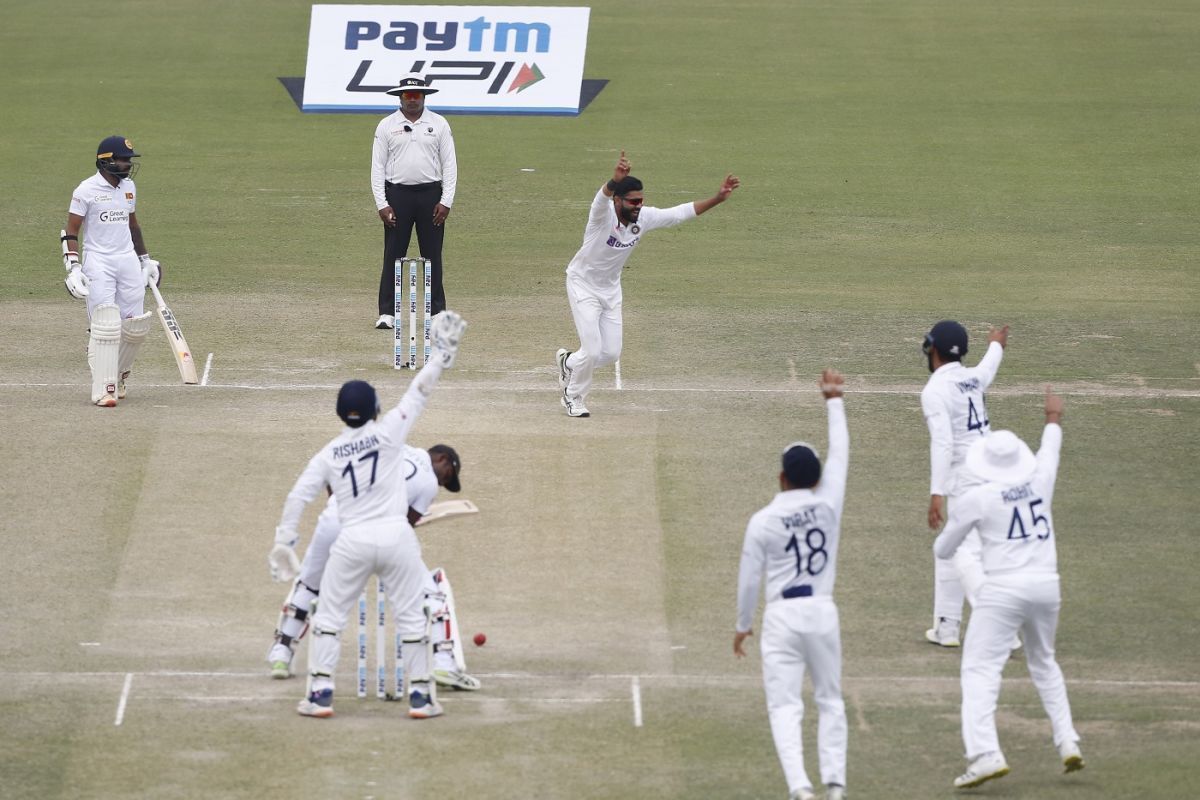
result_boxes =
[297,688,334,718]
[434,668,481,691]
[787,788,815,800]
[117,371,130,400]
[555,348,572,391]
[953,752,1009,789]
[825,784,846,800]
[925,617,961,648]
[94,392,118,408]
[561,394,590,418]
[267,644,293,679]
[408,690,444,719]
[375,314,395,329]
[1059,740,1085,773]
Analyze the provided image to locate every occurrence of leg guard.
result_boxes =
[88,304,121,405]
[269,580,319,677]
[429,567,466,672]
[117,312,154,399]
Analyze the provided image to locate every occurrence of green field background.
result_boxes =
[2,1,1198,798]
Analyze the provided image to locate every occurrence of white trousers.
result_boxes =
[934,471,987,622]
[309,517,431,692]
[760,597,848,794]
[83,250,144,320]
[960,574,1079,758]
[300,507,454,670]
[934,530,985,620]
[564,275,622,401]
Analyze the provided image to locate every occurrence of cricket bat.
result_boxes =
[415,499,479,526]
[148,282,198,384]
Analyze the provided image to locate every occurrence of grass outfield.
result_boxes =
[2,1,1198,798]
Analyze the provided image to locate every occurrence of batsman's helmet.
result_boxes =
[922,320,969,371]
[96,135,140,181]
[336,380,379,428]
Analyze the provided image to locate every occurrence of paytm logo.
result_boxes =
[345,18,551,53]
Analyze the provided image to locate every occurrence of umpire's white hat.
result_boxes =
[386,73,439,95]
[966,431,1037,485]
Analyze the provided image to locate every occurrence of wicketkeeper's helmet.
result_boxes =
[96,135,140,180]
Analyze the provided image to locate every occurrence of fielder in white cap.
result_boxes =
[735,369,849,800]
[933,387,1086,789]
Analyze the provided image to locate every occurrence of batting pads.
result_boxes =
[88,304,121,404]
[118,312,154,393]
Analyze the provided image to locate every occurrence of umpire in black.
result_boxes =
[370,73,458,328]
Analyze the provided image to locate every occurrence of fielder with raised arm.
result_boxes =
[554,150,739,417]
[62,135,164,407]
[268,443,481,692]
[921,320,1009,647]
[933,388,1085,789]
[269,311,467,719]
[734,370,849,800]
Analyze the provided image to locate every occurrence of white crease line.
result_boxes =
[632,675,643,727]
[14,670,1200,689]
[114,673,133,726]
[200,353,213,386]
[615,360,623,390]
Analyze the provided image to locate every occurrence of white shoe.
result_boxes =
[297,688,334,718]
[434,668,481,691]
[94,393,118,408]
[925,617,961,647]
[788,788,814,800]
[561,394,590,418]
[953,752,1009,788]
[375,314,395,329]
[118,371,129,400]
[825,785,846,800]
[267,644,293,679]
[408,690,444,719]
[1059,740,1085,773]
[555,348,571,391]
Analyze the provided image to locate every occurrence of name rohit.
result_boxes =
[333,435,380,459]
[1001,483,1034,503]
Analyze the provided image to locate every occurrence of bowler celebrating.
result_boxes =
[554,151,739,417]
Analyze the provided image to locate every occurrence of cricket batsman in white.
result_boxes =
[934,388,1085,789]
[269,311,467,719]
[61,135,164,406]
[735,369,849,800]
[554,150,739,417]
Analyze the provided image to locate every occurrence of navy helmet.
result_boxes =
[922,320,969,371]
[96,135,140,180]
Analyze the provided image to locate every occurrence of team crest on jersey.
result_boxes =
[125,192,134,200]
[631,224,641,234]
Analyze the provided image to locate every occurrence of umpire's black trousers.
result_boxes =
[379,181,446,316]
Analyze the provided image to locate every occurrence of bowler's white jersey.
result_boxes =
[68,172,137,257]
[934,424,1062,575]
[921,341,1004,495]
[565,186,697,298]
[736,399,849,633]
[277,363,444,540]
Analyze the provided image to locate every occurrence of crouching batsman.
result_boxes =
[268,311,467,719]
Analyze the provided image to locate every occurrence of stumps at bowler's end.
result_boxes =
[394,256,432,370]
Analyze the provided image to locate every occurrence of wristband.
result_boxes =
[61,233,78,242]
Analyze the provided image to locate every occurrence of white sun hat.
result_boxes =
[965,430,1037,485]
